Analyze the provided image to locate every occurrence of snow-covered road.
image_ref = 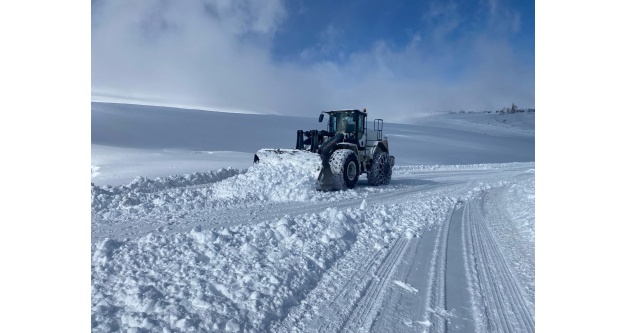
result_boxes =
[91,162,534,332]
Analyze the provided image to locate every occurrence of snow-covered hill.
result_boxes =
[91,102,535,332]
[91,102,534,185]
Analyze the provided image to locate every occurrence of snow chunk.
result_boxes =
[276,216,291,226]
[267,249,288,262]
[93,238,122,266]
[359,199,368,210]
[275,224,293,239]
[393,280,419,293]
[175,318,191,329]
[404,228,416,239]
[225,319,240,332]
[325,224,346,239]
[190,226,217,245]
[240,242,259,256]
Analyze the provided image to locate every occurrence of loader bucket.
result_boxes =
[254,149,320,166]
[253,148,333,191]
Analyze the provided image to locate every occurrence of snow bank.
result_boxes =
[91,168,244,215]
[92,196,457,332]
[92,156,362,220]
[502,176,535,241]
[498,174,535,293]
[393,162,535,174]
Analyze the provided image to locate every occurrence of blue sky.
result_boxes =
[91,0,535,121]
[273,0,534,66]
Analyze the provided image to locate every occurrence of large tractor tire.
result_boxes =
[329,149,359,190]
[367,151,392,186]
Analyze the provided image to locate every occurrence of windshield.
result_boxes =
[329,112,355,133]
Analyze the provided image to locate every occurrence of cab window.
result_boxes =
[357,114,365,140]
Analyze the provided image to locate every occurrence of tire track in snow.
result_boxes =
[366,183,531,333]
[335,237,411,333]
[474,196,535,331]
[419,203,454,333]
[277,182,488,333]
[342,201,466,333]
[467,200,511,332]
[278,236,412,333]
[462,196,534,333]
[480,185,535,302]
[399,201,466,333]
[299,244,386,332]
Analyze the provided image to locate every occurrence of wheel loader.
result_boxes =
[254,108,395,191]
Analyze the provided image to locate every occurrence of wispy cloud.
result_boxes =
[92,0,533,121]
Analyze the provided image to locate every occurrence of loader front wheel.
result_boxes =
[329,149,359,190]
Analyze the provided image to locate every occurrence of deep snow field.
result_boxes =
[91,102,535,332]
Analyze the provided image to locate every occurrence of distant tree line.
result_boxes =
[445,103,535,114]
[495,103,535,114]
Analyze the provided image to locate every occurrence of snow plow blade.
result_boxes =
[253,149,334,191]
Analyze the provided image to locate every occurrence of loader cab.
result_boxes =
[323,109,367,148]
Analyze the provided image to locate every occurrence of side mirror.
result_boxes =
[318,113,324,122]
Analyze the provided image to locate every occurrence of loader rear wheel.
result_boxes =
[367,151,392,186]
[329,149,359,190]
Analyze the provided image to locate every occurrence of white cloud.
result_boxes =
[92,0,534,122]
